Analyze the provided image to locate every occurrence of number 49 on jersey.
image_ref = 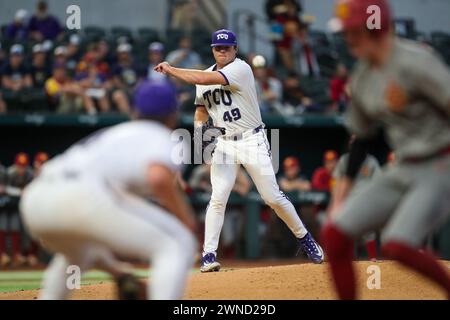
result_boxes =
[223,108,241,122]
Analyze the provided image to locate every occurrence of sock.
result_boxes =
[10,232,22,257]
[365,239,377,261]
[321,223,356,299]
[382,241,450,297]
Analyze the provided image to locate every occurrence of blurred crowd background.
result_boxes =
[0,0,449,268]
[1,0,448,116]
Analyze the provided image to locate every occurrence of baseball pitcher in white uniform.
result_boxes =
[155,29,323,272]
[20,81,198,299]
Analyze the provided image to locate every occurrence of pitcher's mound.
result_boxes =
[2,261,449,300]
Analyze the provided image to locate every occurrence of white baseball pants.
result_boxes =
[20,172,196,300]
[203,130,308,254]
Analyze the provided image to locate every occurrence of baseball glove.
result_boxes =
[116,274,147,300]
[193,123,226,160]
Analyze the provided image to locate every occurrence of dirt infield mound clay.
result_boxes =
[1,261,449,300]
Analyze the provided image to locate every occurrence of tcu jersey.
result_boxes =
[195,58,264,133]
[41,121,180,196]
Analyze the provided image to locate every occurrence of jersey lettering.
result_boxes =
[223,107,241,122]
[221,89,232,106]
[212,89,221,104]
[203,89,233,108]
[203,90,212,108]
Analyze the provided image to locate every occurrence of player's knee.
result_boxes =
[380,241,409,259]
[208,198,227,212]
[261,193,284,210]
[171,226,197,260]
[321,223,353,260]
[181,231,197,256]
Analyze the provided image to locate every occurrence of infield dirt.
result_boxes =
[1,261,449,300]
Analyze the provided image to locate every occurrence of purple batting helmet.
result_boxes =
[133,80,178,117]
[211,29,237,47]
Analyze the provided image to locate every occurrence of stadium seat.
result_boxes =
[110,26,133,40]
[2,88,49,113]
[431,31,450,44]
[137,27,160,43]
[191,28,211,48]
[316,49,339,78]
[84,26,107,39]
[0,24,8,38]
[23,89,49,112]
[298,77,333,111]
[165,29,185,52]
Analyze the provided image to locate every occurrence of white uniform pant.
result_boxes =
[203,130,308,254]
[20,173,196,300]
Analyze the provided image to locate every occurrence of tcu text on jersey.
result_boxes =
[203,89,232,108]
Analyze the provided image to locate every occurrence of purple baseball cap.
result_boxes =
[211,29,237,47]
[133,80,178,117]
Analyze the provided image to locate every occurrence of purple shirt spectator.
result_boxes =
[75,71,107,85]
[5,9,29,41]
[28,15,62,40]
[5,24,29,41]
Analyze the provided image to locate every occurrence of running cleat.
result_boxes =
[297,232,324,264]
[200,252,221,273]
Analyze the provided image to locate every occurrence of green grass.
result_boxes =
[0,269,150,294]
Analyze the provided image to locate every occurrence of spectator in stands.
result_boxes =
[278,156,311,192]
[1,45,33,106]
[33,152,49,177]
[46,63,96,114]
[24,152,50,266]
[111,43,141,114]
[251,55,286,115]
[5,9,29,42]
[75,62,111,113]
[329,63,349,113]
[5,153,34,267]
[265,0,302,22]
[0,93,6,113]
[166,36,202,69]
[165,37,201,110]
[189,164,251,196]
[175,171,193,196]
[77,44,110,79]
[97,39,116,67]
[290,22,321,78]
[147,42,167,82]
[30,44,50,89]
[312,150,338,192]
[0,43,6,113]
[189,164,212,193]
[266,0,302,43]
[53,46,68,67]
[28,1,63,41]
[270,0,303,69]
[0,163,6,194]
[0,162,8,266]
[66,34,83,74]
[282,71,314,113]
[0,42,6,67]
